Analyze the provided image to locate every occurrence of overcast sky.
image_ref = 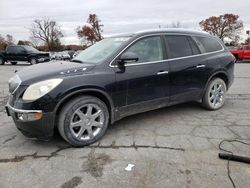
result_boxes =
[0,0,250,44]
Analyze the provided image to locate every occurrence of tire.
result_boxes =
[202,78,227,110]
[11,62,17,65]
[0,57,5,65]
[30,58,37,65]
[58,96,109,147]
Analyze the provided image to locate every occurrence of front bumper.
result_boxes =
[5,103,55,140]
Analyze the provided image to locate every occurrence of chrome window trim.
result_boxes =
[109,33,225,67]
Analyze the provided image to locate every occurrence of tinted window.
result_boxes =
[188,37,200,55]
[165,35,193,58]
[7,46,16,53]
[192,36,223,53]
[246,46,250,50]
[125,36,163,63]
[15,46,24,53]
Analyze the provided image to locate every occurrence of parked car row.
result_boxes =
[50,50,83,60]
[0,45,85,65]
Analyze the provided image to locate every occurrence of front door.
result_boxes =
[113,35,170,118]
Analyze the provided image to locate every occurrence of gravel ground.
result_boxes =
[0,61,250,188]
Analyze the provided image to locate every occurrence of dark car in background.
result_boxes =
[5,29,235,147]
[0,45,50,65]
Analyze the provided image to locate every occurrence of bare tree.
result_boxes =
[6,34,15,45]
[30,18,63,51]
[77,14,103,45]
[0,34,6,50]
[162,21,182,29]
[199,13,243,42]
[171,21,182,28]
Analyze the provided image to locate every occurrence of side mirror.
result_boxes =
[117,52,139,65]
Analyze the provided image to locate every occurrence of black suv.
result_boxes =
[5,29,235,146]
[0,45,50,65]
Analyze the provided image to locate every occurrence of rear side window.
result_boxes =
[192,36,223,53]
[187,37,201,55]
[165,35,193,59]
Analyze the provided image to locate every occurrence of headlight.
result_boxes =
[22,79,63,101]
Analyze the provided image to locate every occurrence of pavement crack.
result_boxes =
[87,144,185,151]
[0,145,71,163]
[2,135,16,144]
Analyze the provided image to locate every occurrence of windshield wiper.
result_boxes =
[71,59,84,63]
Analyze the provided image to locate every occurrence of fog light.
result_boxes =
[17,112,43,121]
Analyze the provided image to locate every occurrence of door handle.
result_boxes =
[196,64,206,68]
[157,70,169,75]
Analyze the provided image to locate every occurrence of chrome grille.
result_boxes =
[8,75,21,94]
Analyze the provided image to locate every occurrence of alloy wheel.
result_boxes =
[69,104,104,141]
[209,82,226,108]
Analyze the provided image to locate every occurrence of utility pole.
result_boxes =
[247,30,250,45]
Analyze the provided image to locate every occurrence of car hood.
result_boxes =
[17,61,95,85]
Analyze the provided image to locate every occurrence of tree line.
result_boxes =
[0,13,249,51]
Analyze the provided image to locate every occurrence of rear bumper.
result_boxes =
[5,103,55,140]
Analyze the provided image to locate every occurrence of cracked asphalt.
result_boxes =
[0,62,250,188]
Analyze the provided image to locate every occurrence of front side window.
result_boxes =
[165,35,193,59]
[246,46,250,50]
[124,36,163,64]
[15,47,24,53]
[192,36,223,53]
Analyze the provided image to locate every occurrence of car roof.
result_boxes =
[109,28,210,38]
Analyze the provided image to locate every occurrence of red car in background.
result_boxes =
[230,45,250,62]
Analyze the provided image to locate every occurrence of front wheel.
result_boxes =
[58,96,109,147]
[30,58,37,65]
[202,78,227,110]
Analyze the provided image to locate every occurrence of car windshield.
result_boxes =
[23,46,39,52]
[73,37,130,64]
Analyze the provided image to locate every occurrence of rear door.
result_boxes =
[164,35,208,103]
[113,35,170,117]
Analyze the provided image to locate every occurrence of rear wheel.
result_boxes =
[58,96,109,147]
[11,62,17,65]
[30,58,37,65]
[0,57,4,65]
[202,78,227,110]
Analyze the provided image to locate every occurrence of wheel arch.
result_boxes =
[54,88,115,124]
[203,71,229,95]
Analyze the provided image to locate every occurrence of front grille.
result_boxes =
[8,75,21,94]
